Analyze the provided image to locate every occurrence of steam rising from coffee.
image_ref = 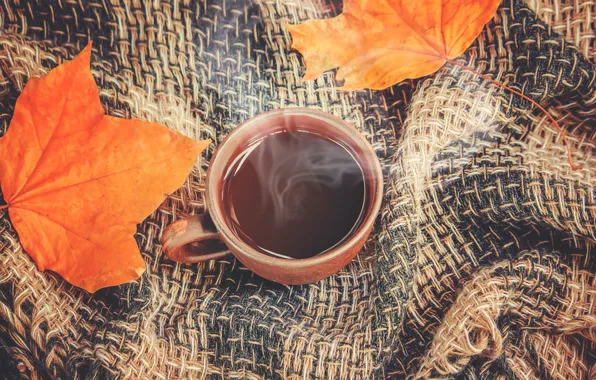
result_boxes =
[248,131,364,225]
[224,129,366,259]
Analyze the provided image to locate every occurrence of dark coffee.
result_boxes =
[222,129,366,259]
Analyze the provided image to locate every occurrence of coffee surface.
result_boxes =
[223,130,365,259]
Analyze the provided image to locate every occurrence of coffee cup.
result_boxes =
[161,108,383,284]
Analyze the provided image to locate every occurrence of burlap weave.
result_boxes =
[0,0,594,379]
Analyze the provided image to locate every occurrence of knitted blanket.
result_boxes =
[0,0,594,378]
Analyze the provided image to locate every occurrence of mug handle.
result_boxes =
[161,214,232,263]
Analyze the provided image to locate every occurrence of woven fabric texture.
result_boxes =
[0,0,594,379]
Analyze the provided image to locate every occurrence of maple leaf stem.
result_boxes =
[446,59,582,171]
[0,205,8,210]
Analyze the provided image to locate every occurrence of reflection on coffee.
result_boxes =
[223,129,366,259]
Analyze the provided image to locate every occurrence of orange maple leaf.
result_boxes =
[0,44,210,293]
[286,0,502,90]
[287,0,582,170]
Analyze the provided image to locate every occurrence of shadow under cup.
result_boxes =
[164,108,383,285]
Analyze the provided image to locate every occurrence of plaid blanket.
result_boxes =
[0,0,594,378]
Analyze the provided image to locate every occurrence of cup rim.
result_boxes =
[205,107,383,269]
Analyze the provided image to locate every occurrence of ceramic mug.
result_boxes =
[161,108,383,284]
